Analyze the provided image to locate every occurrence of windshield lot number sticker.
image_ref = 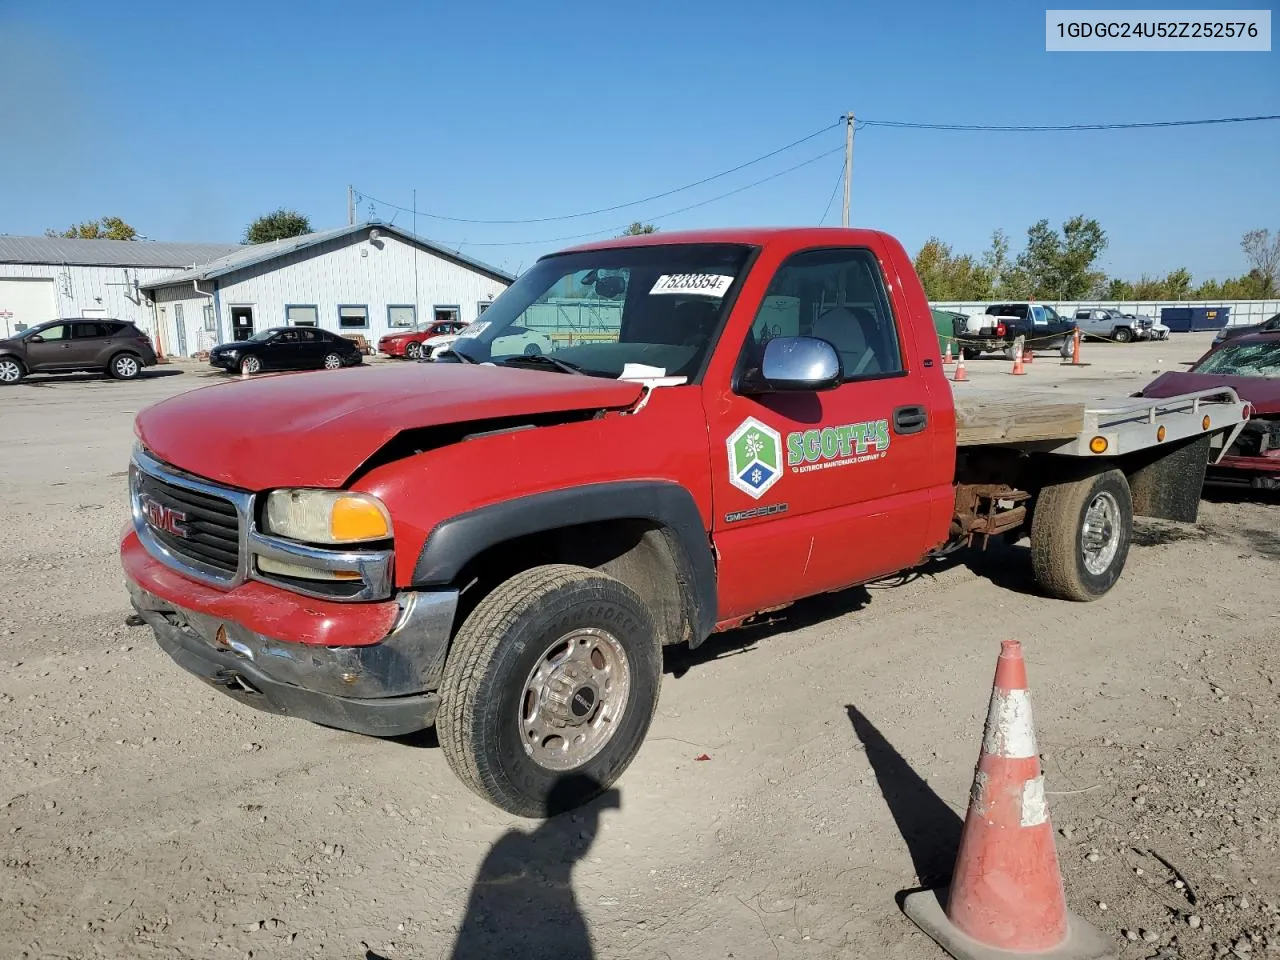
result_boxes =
[650,274,734,297]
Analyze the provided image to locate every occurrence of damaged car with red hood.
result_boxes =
[1139,330,1280,491]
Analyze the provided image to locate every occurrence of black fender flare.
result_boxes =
[411,481,717,644]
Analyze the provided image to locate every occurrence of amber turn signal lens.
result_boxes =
[1089,436,1108,454]
[1202,415,1211,431]
[1157,425,1166,442]
[331,497,391,542]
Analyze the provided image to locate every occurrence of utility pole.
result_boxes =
[841,112,855,227]
[347,185,355,225]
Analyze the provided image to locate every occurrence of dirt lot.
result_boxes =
[2,337,1278,960]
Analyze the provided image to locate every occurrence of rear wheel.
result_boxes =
[437,564,661,817]
[109,353,142,380]
[1031,468,1132,601]
[322,352,343,370]
[0,357,25,385]
[523,343,542,356]
[405,341,422,360]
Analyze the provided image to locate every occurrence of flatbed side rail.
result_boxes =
[1047,387,1250,461]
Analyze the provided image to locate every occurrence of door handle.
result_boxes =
[892,404,928,435]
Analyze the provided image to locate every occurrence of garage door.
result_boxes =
[0,278,57,337]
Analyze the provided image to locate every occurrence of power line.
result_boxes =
[859,113,1280,132]
[355,120,841,226]
[429,145,846,249]
[817,159,844,226]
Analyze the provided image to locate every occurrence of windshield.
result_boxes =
[12,325,49,340]
[1195,340,1280,377]
[445,243,754,380]
[246,329,277,343]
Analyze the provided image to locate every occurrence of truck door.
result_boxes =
[705,242,951,623]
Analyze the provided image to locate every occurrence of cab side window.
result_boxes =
[746,247,904,381]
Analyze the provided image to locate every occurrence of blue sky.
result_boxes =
[1,0,1275,280]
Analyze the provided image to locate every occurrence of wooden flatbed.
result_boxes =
[954,389,1087,446]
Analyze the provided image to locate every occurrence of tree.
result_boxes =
[1241,229,1279,297]
[45,216,137,240]
[1013,216,1107,299]
[913,238,993,300]
[243,209,312,244]
[619,222,658,237]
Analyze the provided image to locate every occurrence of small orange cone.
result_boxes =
[1023,344,1034,364]
[943,342,955,365]
[952,354,967,382]
[1067,328,1083,366]
[1011,350,1026,375]
[902,640,1112,960]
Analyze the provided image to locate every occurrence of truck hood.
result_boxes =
[136,363,645,489]
[1140,370,1280,415]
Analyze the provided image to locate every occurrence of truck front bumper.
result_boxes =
[123,532,459,737]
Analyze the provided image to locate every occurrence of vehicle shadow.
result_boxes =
[933,542,1042,598]
[662,585,873,679]
[415,774,617,960]
[1201,483,1280,507]
[845,704,963,894]
[15,368,185,387]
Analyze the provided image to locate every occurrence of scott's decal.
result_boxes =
[786,419,891,474]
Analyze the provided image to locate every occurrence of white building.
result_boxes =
[141,223,514,356]
[0,235,239,341]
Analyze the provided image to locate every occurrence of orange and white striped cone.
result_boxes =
[1011,349,1026,376]
[952,354,967,382]
[944,342,955,365]
[1023,344,1034,364]
[902,640,1111,960]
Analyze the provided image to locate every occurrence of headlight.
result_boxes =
[264,490,391,544]
[223,349,239,358]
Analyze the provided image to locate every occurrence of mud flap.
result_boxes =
[1126,433,1211,524]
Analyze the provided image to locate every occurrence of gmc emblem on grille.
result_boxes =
[140,495,189,538]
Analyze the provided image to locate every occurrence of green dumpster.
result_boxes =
[930,309,966,356]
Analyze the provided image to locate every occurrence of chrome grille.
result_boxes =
[135,471,241,574]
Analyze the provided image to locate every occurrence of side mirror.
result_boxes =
[741,336,842,394]
[28,334,44,343]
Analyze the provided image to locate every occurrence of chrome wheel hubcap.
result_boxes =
[1081,491,1121,576]
[324,354,341,369]
[117,358,138,376]
[243,357,260,373]
[0,361,19,382]
[520,627,631,771]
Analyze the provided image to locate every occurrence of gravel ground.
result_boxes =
[1,337,1276,960]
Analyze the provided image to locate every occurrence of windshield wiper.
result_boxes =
[498,354,586,376]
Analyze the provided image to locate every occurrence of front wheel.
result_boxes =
[405,341,422,360]
[0,357,25,385]
[437,564,661,817]
[1030,468,1133,601]
[1112,327,1134,344]
[240,355,262,375]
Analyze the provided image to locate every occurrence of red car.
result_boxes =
[1139,330,1280,490]
[378,320,468,359]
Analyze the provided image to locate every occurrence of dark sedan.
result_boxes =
[209,327,363,375]
[1139,330,1280,490]
[1211,312,1280,349]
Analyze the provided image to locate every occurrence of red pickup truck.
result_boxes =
[121,227,1248,816]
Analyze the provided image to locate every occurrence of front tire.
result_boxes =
[1113,327,1134,344]
[437,564,661,818]
[405,341,422,360]
[1031,468,1132,601]
[0,357,25,385]
[240,355,261,375]
[109,353,142,380]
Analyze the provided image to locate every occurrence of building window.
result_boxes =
[203,303,216,332]
[477,301,492,316]
[286,304,319,327]
[387,304,416,328]
[434,305,461,324]
[338,305,369,329]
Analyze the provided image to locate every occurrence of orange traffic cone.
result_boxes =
[1023,344,1034,364]
[902,640,1111,960]
[1011,350,1026,375]
[952,354,967,382]
[1066,328,1083,366]
[943,342,955,365]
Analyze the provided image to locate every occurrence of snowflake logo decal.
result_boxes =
[726,417,782,500]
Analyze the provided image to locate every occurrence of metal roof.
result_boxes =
[141,222,515,289]
[0,235,240,268]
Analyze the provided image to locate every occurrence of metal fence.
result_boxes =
[930,298,1280,328]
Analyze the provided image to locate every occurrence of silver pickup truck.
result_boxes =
[1072,308,1151,343]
